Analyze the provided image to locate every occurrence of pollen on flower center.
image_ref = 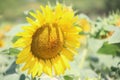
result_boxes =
[31,24,64,59]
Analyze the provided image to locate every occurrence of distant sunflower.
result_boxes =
[78,18,91,44]
[116,19,120,27]
[79,18,91,33]
[14,3,81,77]
[0,40,4,47]
[0,32,4,47]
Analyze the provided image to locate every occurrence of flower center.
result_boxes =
[31,24,64,59]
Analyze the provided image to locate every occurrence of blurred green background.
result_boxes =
[0,0,120,24]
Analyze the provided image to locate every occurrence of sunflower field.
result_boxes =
[0,0,120,80]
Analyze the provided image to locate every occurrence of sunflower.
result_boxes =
[0,40,4,47]
[14,3,81,77]
[78,18,91,45]
[116,19,120,27]
[0,32,4,47]
[79,18,91,33]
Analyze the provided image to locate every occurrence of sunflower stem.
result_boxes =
[79,48,88,68]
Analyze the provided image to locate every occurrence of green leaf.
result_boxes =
[0,48,20,56]
[63,75,74,80]
[87,56,99,63]
[0,49,9,54]
[111,66,118,72]
[19,74,26,80]
[98,43,119,55]
[9,48,20,56]
[12,36,21,43]
[4,61,17,75]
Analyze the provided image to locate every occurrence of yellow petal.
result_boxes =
[27,57,36,74]
[17,46,30,57]
[45,5,53,23]
[22,26,35,33]
[31,59,39,78]
[66,40,80,48]
[60,54,70,69]
[36,10,44,25]
[65,43,78,54]
[16,32,32,38]
[37,60,44,76]
[40,5,46,15]
[13,38,26,47]
[29,12,37,19]
[21,54,34,71]
[52,56,65,75]
[16,52,32,64]
[26,17,38,27]
[61,48,74,61]
[54,3,63,20]
[52,57,59,75]
[43,60,52,76]
[62,26,73,33]
[13,38,31,47]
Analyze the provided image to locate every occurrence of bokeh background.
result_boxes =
[0,0,120,80]
[1,0,120,24]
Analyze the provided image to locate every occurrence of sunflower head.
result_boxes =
[14,3,81,77]
[79,18,91,33]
